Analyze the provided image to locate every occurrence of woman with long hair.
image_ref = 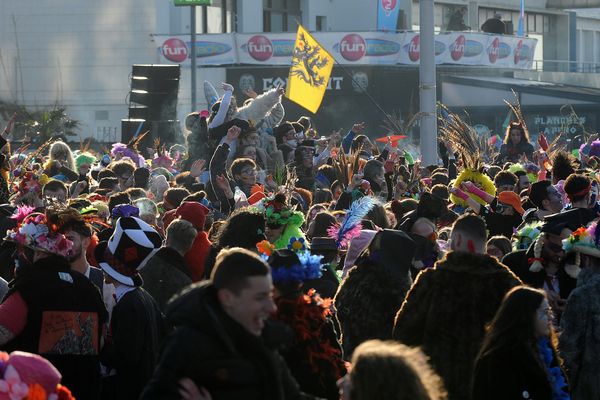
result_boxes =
[498,122,534,163]
[472,286,570,400]
[202,207,266,278]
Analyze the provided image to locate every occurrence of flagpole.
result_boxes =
[290,20,404,134]
[331,59,404,134]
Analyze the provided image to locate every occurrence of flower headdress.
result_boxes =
[5,209,73,258]
[12,171,50,199]
[263,193,304,228]
[562,222,600,278]
[0,350,74,400]
[512,222,542,251]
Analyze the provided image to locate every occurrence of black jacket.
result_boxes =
[472,346,553,400]
[141,282,317,400]
[2,255,108,400]
[502,248,576,301]
[141,247,192,311]
[101,287,165,400]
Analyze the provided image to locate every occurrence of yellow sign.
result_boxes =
[285,25,334,114]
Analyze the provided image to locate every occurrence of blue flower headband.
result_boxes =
[270,251,324,285]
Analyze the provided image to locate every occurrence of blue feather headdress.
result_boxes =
[270,250,324,285]
[327,196,375,249]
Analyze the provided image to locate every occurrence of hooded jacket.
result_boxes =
[140,281,316,400]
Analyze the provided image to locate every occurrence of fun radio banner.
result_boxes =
[155,32,537,69]
[155,34,236,66]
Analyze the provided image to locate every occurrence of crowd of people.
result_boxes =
[0,81,599,400]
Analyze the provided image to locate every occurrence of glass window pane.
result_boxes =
[271,12,284,32]
[536,14,543,33]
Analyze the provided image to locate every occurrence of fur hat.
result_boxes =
[95,216,162,286]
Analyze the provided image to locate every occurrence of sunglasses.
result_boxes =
[266,223,283,230]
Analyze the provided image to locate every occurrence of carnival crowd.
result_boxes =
[0,82,599,400]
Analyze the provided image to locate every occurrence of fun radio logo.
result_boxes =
[381,0,398,13]
[334,35,400,61]
[488,37,500,63]
[247,35,273,61]
[450,35,466,61]
[340,34,367,61]
[161,38,188,63]
[514,40,524,64]
[408,35,420,62]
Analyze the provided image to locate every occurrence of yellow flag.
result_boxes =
[285,25,334,113]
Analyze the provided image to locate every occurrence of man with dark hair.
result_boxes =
[493,170,518,193]
[523,180,563,224]
[142,247,315,399]
[110,160,136,191]
[514,170,531,193]
[393,214,520,400]
[141,219,195,311]
[107,192,132,215]
[42,179,68,203]
[230,157,257,197]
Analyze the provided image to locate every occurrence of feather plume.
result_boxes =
[21,139,55,170]
[327,196,375,248]
[504,90,530,138]
[438,104,494,169]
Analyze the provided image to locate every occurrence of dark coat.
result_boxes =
[101,287,165,400]
[393,251,521,400]
[274,292,345,400]
[498,141,534,163]
[502,248,576,301]
[2,255,108,400]
[140,282,314,400]
[141,247,193,311]
[335,261,412,358]
[472,346,553,400]
[560,269,600,399]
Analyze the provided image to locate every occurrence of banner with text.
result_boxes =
[154,32,537,69]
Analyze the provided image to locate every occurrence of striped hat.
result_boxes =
[95,216,162,286]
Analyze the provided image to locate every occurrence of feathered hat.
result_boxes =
[327,196,375,249]
[5,206,74,258]
[438,104,496,206]
[562,221,600,278]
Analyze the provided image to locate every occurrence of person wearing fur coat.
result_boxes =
[393,214,521,400]
[560,221,600,399]
[334,229,416,358]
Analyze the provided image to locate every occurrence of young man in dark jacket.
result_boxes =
[141,247,320,400]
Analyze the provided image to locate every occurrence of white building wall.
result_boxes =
[0,0,164,141]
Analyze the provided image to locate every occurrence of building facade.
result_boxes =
[0,0,598,141]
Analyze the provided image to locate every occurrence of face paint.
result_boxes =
[467,239,476,253]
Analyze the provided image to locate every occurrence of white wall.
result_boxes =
[0,0,164,140]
